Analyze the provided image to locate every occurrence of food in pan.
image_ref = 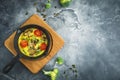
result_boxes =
[18,28,48,57]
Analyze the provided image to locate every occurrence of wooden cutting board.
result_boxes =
[4,14,64,74]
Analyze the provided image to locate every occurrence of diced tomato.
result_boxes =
[34,29,42,37]
[20,40,28,48]
[40,43,47,50]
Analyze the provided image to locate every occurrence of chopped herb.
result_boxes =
[23,50,26,54]
[41,13,44,15]
[36,8,40,13]
[54,13,60,17]
[72,64,76,68]
[74,69,77,73]
[63,71,66,74]
[36,50,41,54]
[75,74,78,78]
[25,12,28,15]
[54,6,57,8]
[41,9,46,12]
[43,15,46,18]
[69,67,72,70]
[33,2,37,6]
[41,14,47,18]
[69,69,77,73]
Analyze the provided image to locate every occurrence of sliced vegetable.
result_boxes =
[20,40,28,48]
[43,68,59,80]
[56,57,64,65]
[40,43,47,50]
[28,48,36,56]
[59,0,72,7]
[45,3,51,9]
[34,29,42,37]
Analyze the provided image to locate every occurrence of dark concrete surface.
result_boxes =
[0,0,120,80]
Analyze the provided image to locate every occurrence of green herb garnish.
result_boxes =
[25,12,28,15]
[54,13,60,17]
[33,2,37,6]
[72,64,76,68]
[36,8,40,13]
[23,50,26,54]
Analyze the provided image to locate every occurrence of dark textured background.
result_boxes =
[0,0,120,80]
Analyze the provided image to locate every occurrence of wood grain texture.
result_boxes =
[4,14,64,74]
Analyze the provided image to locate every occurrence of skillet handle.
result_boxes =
[2,55,20,74]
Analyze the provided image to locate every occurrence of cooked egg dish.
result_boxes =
[18,28,48,57]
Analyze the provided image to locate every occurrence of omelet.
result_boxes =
[18,28,48,57]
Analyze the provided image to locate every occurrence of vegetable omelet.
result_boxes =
[18,28,48,57]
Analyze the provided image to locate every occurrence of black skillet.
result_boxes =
[2,24,52,73]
